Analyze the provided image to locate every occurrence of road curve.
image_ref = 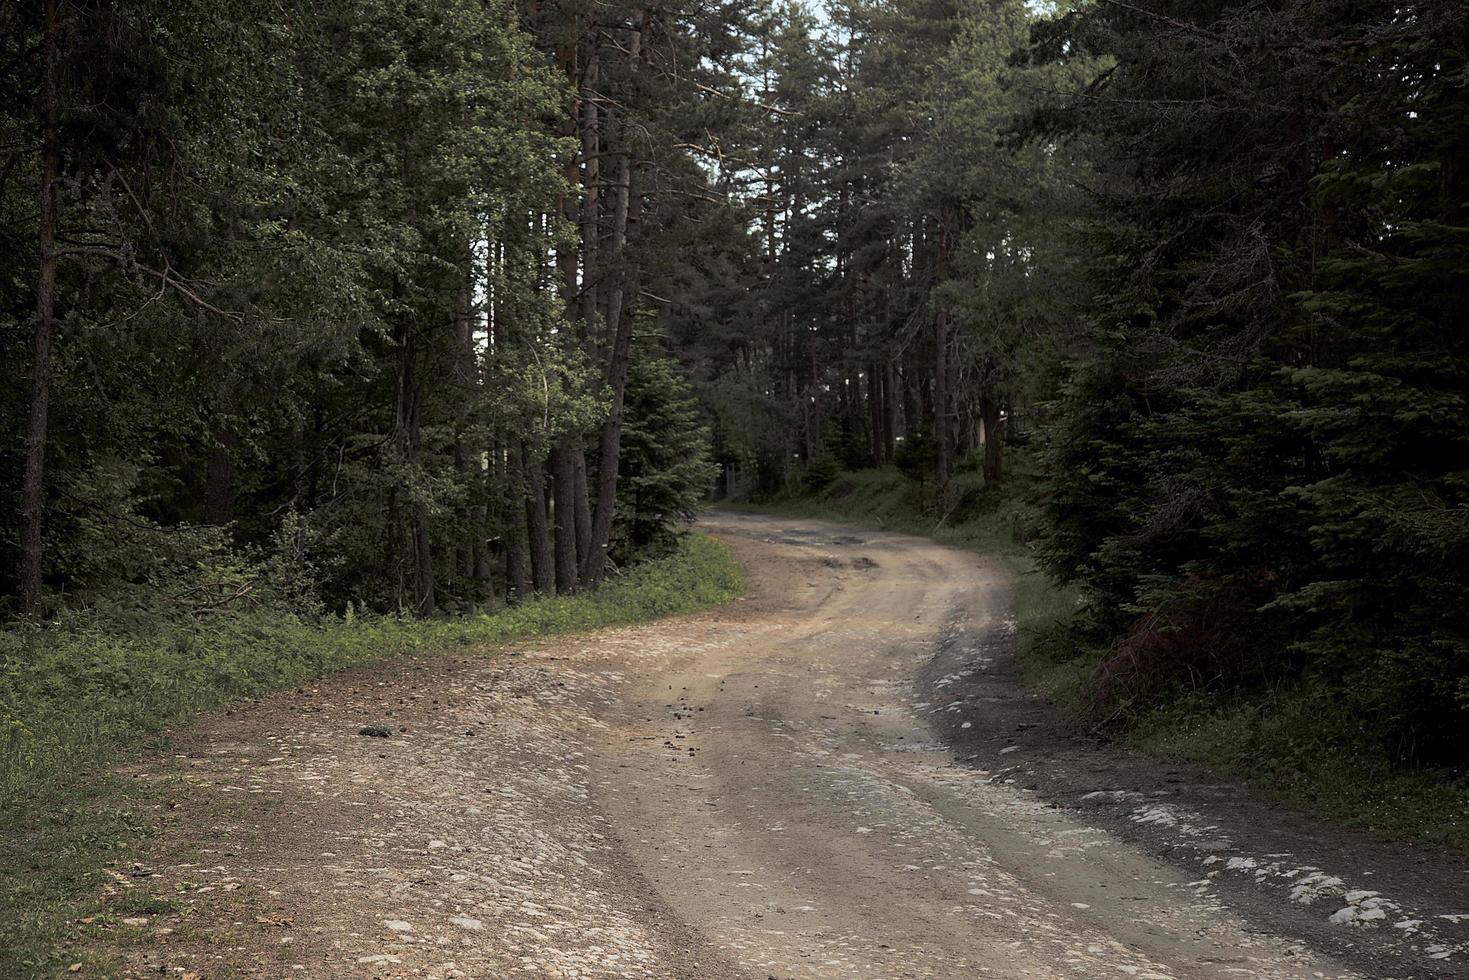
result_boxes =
[100,512,1374,979]
[581,512,1353,980]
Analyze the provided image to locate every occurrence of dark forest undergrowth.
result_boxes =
[0,534,743,978]
[735,465,1469,855]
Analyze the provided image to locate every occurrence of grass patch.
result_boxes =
[1126,685,1469,850]
[0,532,743,978]
[0,772,157,979]
[735,466,1469,852]
[737,467,1021,553]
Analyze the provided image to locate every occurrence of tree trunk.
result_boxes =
[503,441,531,601]
[20,0,63,616]
[868,362,884,466]
[933,310,949,485]
[472,493,492,604]
[413,497,434,614]
[582,150,637,586]
[573,444,592,569]
[981,395,1004,484]
[882,358,897,462]
[523,442,554,594]
[959,402,976,458]
[555,24,580,315]
[547,32,587,597]
[393,314,435,614]
[932,218,950,487]
[453,281,491,601]
[489,238,524,603]
[550,445,579,593]
[583,10,650,587]
[579,42,601,331]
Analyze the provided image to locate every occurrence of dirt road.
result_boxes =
[99,513,1467,979]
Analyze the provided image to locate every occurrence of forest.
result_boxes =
[2,0,1467,880]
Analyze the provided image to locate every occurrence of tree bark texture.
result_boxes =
[394,321,435,614]
[523,442,555,594]
[550,445,579,594]
[20,0,63,616]
[981,395,1004,484]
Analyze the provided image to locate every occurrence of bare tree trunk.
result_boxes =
[933,221,950,487]
[503,441,530,601]
[572,37,599,570]
[413,499,434,613]
[20,0,63,616]
[581,5,646,587]
[809,335,822,457]
[868,362,883,466]
[523,442,554,594]
[582,150,636,586]
[453,281,492,601]
[581,9,659,588]
[579,42,601,331]
[933,312,948,484]
[572,443,592,568]
[548,33,586,597]
[981,395,1004,484]
[394,321,435,614]
[488,238,524,604]
[550,446,579,593]
[451,427,470,597]
[472,492,492,603]
[883,358,898,462]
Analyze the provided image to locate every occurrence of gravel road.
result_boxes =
[96,513,1467,979]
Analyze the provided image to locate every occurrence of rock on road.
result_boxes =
[104,513,1466,979]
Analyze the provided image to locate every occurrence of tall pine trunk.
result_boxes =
[20,0,62,616]
[550,446,579,593]
[581,13,647,586]
[503,440,531,601]
[548,32,586,596]
[453,282,491,602]
[932,222,950,487]
[572,37,600,571]
[579,43,600,330]
[573,446,592,568]
[981,395,1004,484]
[582,145,637,586]
[394,320,435,614]
[868,361,884,466]
[523,442,554,593]
[882,358,897,462]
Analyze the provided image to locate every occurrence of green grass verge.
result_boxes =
[1127,688,1469,850]
[735,466,1469,853]
[0,532,744,978]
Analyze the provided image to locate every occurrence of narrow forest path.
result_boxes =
[93,514,1467,980]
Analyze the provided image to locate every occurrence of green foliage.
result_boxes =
[1031,0,1469,764]
[1128,683,1469,852]
[801,452,843,494]
[611,346,718,561]
[0,532,741,975]
[0,0,572,615]
[758,468,1469,853]
[893,430,938,486]
[0,771,158,980]
[0,534,741,806]
[746,462,1037,558]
